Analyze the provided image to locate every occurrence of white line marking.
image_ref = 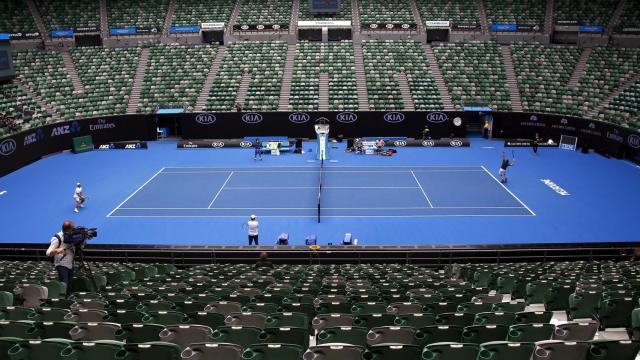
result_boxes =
[106,167,166,217]
[107,214,536,218]
[480,166,536,216]
[222,186,421,190]
[208,171,234,209]
[118,206,432,210]
[160,170,485,174]
[410,170,434,208]
[0,191,6,196]
[162,165,482,169]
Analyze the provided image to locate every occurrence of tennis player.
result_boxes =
[247,215,259,245]
[73,182,85,213]
[254,138,263,161]
[499,152,516,184]
[532,133,541,155]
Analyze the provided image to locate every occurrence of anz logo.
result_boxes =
[628,134,640,149]
[530,115,538,121]
[240,141,253,148]
[393,140,407,147]
[383,112,405,123]
[0,139,17,156]
[50,121,81,137]
[24,128,45,146]
[336,112,357,124]
[588,122,596,129]
[560,118,568,125]
[289,113,311,124]
[449,140,463,147]
[195,113,216,125]
[211,141,225,148]
[425,112,448,123]
[422,140,435,147]
[242,113,263,124]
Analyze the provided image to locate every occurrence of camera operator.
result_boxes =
[46,220,77,295]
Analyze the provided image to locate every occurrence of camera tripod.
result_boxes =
[74,246,98,291]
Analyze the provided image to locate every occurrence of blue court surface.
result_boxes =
[108,166,533,218]
[0,138,639,246]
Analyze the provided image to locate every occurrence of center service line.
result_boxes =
[208,171,234,209]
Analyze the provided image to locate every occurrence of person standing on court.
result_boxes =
[532,133,541,155]
[254,138,263,161]
[73,182,86,213]
[248,215,259,245]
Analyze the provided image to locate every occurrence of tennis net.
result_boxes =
[317,158,323,223]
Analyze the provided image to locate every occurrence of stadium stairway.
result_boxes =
[410,0,425,33]
[544,0,554,35]
[587,71,640,119]
[13,78,63,122]
[26,0,49,43]
[396,72,416,111]
[500,45,524,112]
[234,72,251,109]
[162,0,178,38]
[423,44,454,111]
[606,0,628,36]
[289,0,300,36]
[99,0,108,39]
[568,48,592,88]
[353,43,370,111]
[126,47,150,114]
[351,0,362,33]
[61,50,85,94]
[319,72,329,111]
[277,44,297,111]
[476,0,490,34]
[228,0,243,33]
[195,46,227,112]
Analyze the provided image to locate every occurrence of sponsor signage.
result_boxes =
[383,112,405,123]
[336,112,357,124]
[0,138,16,155]
[96,141,148,150]
[491,24,517,32]
[579,25,604,33]
[201,22,225,30]
[241,113,263,124]
[619,27,640,34]
[89,118,116,131]
[23,129,45,146]
[0,33,9,40]
[426,112,448,123]
[298,20,352,28]
[452,24,481,30]
[504,139,558,147]
[110,27,137,35]
[540,179,570,196]
[386,138,470,147]
[50,121,81,137]
[8,31,40,40]
[288,112,311,124]
[425,21,450,28]
[363,23,417,31]
[195,113,216,125]
[628,134,640,149]
[233,24,289,31]
[51,29,74,38]
[74,26,99,33]
[170,25,200,33]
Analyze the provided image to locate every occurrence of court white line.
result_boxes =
[480,166,536,216]
[163,165,483,169]
[208,171,234,209]
[410,170,434,208]
[118,206,433,210]
[222,186,421,190]
[107,214,536,218]
[160,170,485,173]
[106,167,166,217]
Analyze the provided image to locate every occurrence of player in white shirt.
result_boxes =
[247,215,259,245]
[74,183,85,213]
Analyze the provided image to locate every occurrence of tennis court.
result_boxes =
[107,165,534,218]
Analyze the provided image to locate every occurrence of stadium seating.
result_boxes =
[432,42,511,111]
[554,0,618,26]
[299,0,352,21]
[71,47,140,118]
[615,0,640,32]
[358,0,416,26]
[0,83,52,137]
[510,43,583,116]
[596,80,640,129]
[137,44,217,113]
[416,0,480,29]
[363,40,442,111]
[205,42,287,112]
[171,0,235,28]
[0,0,39,35]
[107,0,170,31]
[484,0,545,30]
[235,0,292,28]
[290,41,359,111]
[34,0,100,32]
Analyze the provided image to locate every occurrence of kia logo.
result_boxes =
[289,112,311,124]
[386,24,394,29]
[211,141,225,148]
[384,112,405,123]
[422,140,435,147]
[426,112,448,123]
[530,115,538,121]
[257,25,265,30]
[393,140,407,147]
[370,24,378,29]
[241,25,249,30]
[450,140,463,147]
[336,112,357,124]
[0,139,17,156]
[242,113,263,124]
[196,113,216,125]
[628,134,640,149]
[401,24,410,29]
[240,141,253,148]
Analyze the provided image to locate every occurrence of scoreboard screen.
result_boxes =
[309,0,341,13]
[0,41,15,81]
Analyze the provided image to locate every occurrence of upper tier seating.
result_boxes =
[205,42,287,112]
[34,0,100,32]
[290,41,359,111]
[107,0,170,31]
[299,0,352,21]
[171,0,235,27]
[433,42,511,111]
[596,80,640,130]
[0,83,51,137]
[614,0,640,33]
[484,0,545,30]
[71,47,140,118]
[235,0,292,28]
[579,46,640,117]
[363,40,442,111]
[358,0,416,26]
[511,43,583,116]
[0,0,38,34]
[554,0,618,26]
[137,44,217,113]
[416,0,480,29]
